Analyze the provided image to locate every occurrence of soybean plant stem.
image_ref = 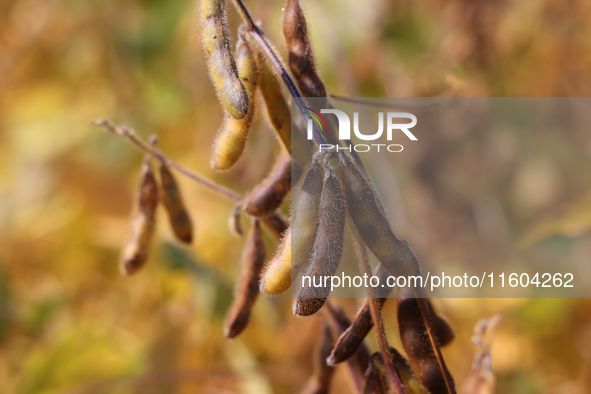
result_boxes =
[91,118,243,203]
[230,0,327,147]
[349,220,407,394]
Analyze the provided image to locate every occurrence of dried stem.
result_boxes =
[349,220,407,394]
[416,296,456,394]
[92,118,243,203]
[230,0,327,147]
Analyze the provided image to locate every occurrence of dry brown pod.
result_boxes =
[363,353,388,394]
[329,293,454,366]
[327,264,390,365]
[340,155,421,279]
[158,162,193,244]
[283,0,326,99]
[243,154,303,217]
[260,153,324,295]
[368,348,429,394]
[397,294,456,393]
[210,33,260,170]
[224,219,266,338]
[301,324,335,394]
[293,154,346,316]
[228,204,243,236]
[261,212,289,240]
[120,158,159,276]
[201,0,248,119]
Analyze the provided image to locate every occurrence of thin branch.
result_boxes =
[349,219,407,394]
[416,296,456,394]
[91,118,243,203]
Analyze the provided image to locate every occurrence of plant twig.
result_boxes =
[349,220,407,394]
[416,296,456,394]
[91,118,243,203]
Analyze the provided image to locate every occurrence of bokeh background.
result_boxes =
[1,0,591,393]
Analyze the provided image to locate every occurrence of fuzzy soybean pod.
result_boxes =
[301,324,335,394]
[340,155,421,279]
[243,154,303,217]
[259,60,292,152]
[158,163,193,244]
[397,295,456,393]
[201,0,248,119]
[210,36,259,171]
[260,154,324,295]
[283,0,327,98]
[293,157,346,317]
[120,158,159,276]
[224,219,266,338]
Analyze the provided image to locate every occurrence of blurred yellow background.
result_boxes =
[1,0,591,393]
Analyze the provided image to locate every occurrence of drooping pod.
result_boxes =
[224,219,266,338]
[283,0,327,98]
[210,33,260,170]
[301,324,335,394]
[261,213,289,240]
[120,158,159,275]
[327,264,390,365]
[397,294,456,393]
[293,154,346,316]
[340,155,421,279]
[158,163,193,244]
[201,0,248,119]
[228,204,243,236]
[243,154,303,217]
[260,153,324,295]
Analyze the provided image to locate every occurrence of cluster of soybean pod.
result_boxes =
[113,0,460,393]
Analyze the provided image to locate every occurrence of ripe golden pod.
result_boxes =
[397,295,456,393]
[210,36,260,170]
[294,158,346,317]
[301,324,335,394]
[120,158,159,276]
[260,153,324,295]
[259,61,291,152]
[201,0,248,119]
[224,219,266,338]
[158,163,193,244]
[283,0,327,98]
[340,155,421,279]
[243,154,303,217]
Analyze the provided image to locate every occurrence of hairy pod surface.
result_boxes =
[326,303,371,374]
[328,265,391,365]
[243,154,303,217]
[121,159,159,275]
[369,348,429,394]
[201,0,248,119]
[283,0,327,98]
[210,36,260,170]
[224,219,266,338]
[341,155,421,279]
[260,153,324,295]
[158,163,193,244]
[301,324,335,394]
[294,157,346,316]
[397,296,456,393]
